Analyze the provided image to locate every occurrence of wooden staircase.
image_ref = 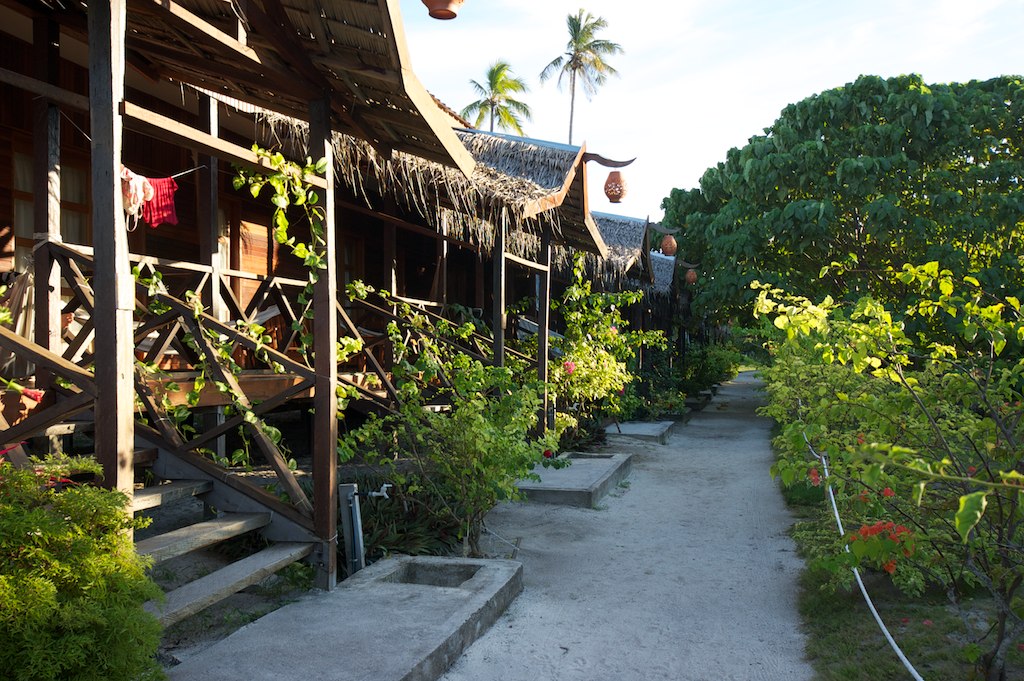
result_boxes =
[131,452,318,627]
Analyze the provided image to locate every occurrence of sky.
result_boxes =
[398,0,1024,223]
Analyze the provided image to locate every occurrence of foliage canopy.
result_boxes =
[662,74,1024,324]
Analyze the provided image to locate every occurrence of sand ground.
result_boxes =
[439,371,814,681]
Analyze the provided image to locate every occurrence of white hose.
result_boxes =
[803,431,926,681]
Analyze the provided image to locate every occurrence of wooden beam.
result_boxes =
[120,101,328,189]
[505,252,549,273]
[0,66,90,112]
[309,98,338,590]
[0,326,97,396]
[337,200,478,251]
[123,35,314,103]
[90,0,135,496]
[136,0,263,65]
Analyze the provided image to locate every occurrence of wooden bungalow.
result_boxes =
[0,0,610,623]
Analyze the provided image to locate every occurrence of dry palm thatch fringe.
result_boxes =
[255,113,643,278]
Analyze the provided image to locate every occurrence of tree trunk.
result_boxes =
[982,611,1009,681]
[489,102,495,132]
[568,72,576,145]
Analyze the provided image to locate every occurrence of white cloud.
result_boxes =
[401,0,1024,219]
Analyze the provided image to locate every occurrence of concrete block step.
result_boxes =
[146,542,315,627]
[136,512,271,565]
[131,479,213,513]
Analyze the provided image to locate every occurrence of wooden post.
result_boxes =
[492,219,506,366]
[32,18,61,409]
[309,98,338,590]
[537,227,552,430]
[90,0,134,495]
[197,94,227,460]
[436,215,448,305]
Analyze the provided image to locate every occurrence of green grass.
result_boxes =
[792,515,1024,680]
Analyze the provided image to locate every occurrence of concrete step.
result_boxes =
[136,512,271,565]
[146,542,315,627]
[131,479,213,513]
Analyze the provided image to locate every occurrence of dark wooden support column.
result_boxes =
[474,254,485,310]
[309,98,338,590]
[32,18,61,406]
[90,0,134,495]
[492,220,507,366]
[196,95,226,459]
[537,227,552,430]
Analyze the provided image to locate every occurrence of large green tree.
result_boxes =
[460,60,531,135]
[663,74,1024,325]
[540,8,622,144]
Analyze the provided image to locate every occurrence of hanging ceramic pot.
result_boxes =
[685,268,698,285]
[660,233,677,256]
[604,170,626,203]
[422,0,464,19]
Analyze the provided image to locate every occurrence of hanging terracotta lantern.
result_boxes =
[685,268,698,285]
[422,0,464,19]
[604,170,626,203]
[660,234,677,256]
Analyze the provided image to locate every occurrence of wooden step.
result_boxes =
[131,479,213,513]
[136,512,271,564]
[145,542,315,626]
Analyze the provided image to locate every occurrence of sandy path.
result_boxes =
[439,372,813,681]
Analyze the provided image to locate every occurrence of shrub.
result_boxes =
[0,459,164,681]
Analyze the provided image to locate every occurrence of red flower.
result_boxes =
[882,487,895,497]
[882,560,896,575]
[967,466,977,475]
[856,433,865,445]
[808,468,821,487]
[542,449,554,459]
[901,618,910,625]
[922,619,933,627]
[21,388,44,403]
[563,361,576,375]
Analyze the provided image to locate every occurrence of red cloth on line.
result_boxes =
[142,177,179,227]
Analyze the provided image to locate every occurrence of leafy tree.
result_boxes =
[460,60,531,135]
[757,265,1024,681]
[540,8,623,144]
[662,74,1024,326]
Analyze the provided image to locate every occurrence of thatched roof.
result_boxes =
[258,117,608,260]
[592,212,650,278]
[22,0,472,174]
[649,252,677,298]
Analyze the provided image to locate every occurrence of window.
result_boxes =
[12,151,90,271]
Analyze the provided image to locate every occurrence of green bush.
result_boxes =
[0,461,163,681]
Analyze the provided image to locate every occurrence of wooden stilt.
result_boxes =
[32,18,61,404]
[537,227,552,430]
[196,94,227,459]
[492,219,506,366]
[89,0,135,495]
[309,98,338,590]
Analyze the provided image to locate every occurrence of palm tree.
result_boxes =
[540,9,623,145]
[460,61,532,135]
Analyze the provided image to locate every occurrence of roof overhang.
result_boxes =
[8,0,473,176]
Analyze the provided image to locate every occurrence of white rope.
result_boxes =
[802,430,926,681]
